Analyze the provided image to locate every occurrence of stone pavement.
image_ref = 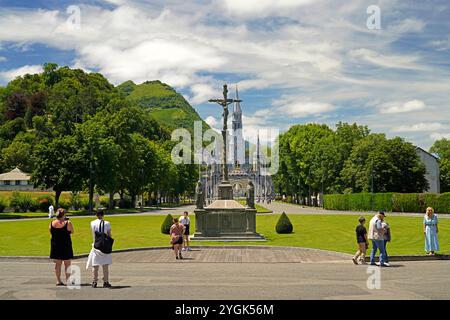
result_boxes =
[1,247,450,300]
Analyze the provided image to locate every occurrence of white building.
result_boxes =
[416,147,440,193]
[0,168,35,191]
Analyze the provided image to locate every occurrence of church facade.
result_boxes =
[201,86,274,204]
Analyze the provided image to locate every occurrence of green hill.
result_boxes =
[117,80,209,133]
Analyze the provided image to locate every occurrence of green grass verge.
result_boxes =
[0,208,143,220]
[236,200,272,213]
[0,214,448,257]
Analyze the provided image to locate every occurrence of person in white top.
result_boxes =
[179,211,191,251]
[48,204,54,218]
[368,211,388,267]
[86,209,112,288]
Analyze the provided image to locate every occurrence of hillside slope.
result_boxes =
[117,80,209,133]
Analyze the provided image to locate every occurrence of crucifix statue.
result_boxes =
[209,84,242,198]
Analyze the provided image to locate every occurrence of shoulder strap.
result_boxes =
[99,220,104,234]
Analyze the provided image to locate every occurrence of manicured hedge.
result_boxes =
[324,192,450,213]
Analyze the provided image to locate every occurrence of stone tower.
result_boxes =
[232,85,243,167]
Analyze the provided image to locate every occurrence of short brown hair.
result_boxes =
[173,217,179,223]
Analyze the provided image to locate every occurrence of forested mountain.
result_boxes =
[0,63,198,206]
[117,80,210,133]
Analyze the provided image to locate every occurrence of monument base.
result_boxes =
[192,200,266,242]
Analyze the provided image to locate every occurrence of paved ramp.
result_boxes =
[111,246,351,263]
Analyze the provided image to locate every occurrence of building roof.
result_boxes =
[415,146,439,160]
[0,168,31,181]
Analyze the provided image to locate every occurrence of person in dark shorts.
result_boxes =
[352,216,368,265]
[170,218,185,260]
[180,211,191,251]
[49,208,74,285]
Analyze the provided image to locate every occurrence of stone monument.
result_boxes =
[193,84,265,241]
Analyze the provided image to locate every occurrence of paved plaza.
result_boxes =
[1,247,450,300]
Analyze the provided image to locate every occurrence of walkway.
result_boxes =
[0,247,449,299]
[260,201,449,218]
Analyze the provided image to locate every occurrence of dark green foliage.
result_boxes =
[276,212,293,234]
[118,198,133,209]
[37,195,54,212]
[0,198,7,213]
[161,214,174,234]
[28,199,39,212]
[9,191,33,212]
[324,192,450,213]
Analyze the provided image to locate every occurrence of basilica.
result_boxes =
[201,86,274,204]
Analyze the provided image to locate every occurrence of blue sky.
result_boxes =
[1,0,449,149]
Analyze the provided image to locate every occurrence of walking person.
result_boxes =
[170,218,185,260]
[86,209,112,288]
[382,219,391,266]
[368,211,388,267]
[49,208,74,286]
[352,216,368,265]
[48,204,55,219]
[424,207,439,255]
[180,211,191,251]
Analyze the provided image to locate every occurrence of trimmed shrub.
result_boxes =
[392,193,420,213]
[0,197,7,213]
[435,193,450,214]
[161,214,174,234]
[276,212,293,234]
[70,193,82,210]
[9,191,32,212]
[324,194,349,210]
[37,195,54,212]
[372,193,393,212]
[29,199,39,212]
[119,198,133,209]
[57,200,70,210]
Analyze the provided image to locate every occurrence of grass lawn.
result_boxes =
[0,214,448,257]
[236,200,272,213]
[0,208,143,220]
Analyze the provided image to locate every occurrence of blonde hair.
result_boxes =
[426,207,434,214]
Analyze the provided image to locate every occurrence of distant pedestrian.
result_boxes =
[48,204,54,219]
[49,208,74,286]
[170,218,185,260]
[352,216,368,265]
[382,219,391,265]
[86,209,112,288]
[368,211,388,267]
[179,211,191,251]
[424,207,439,255]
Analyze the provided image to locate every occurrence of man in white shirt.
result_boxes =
[48,204,54,218]
[179,211,191,251]
[368,211,388,267]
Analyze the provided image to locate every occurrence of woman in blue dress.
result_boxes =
[423,207,439,255]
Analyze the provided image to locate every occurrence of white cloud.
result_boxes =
[0,56,6,62]
[222,0,315,17]
[277,101,336,118]
[205,116,218,128]
[349,48,425,70]
[189,83,217,105]
[0,64,43,83]
[380,100,426,114]
[430,132,450,141]
[393,123,448,133]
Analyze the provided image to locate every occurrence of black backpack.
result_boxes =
[94,220,114,254]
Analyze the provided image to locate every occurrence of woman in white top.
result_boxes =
[86,209,112,288]
[180,211,191,251]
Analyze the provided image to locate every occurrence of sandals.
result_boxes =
[56,282,65,286]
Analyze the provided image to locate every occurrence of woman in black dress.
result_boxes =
[50,208,74,286]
